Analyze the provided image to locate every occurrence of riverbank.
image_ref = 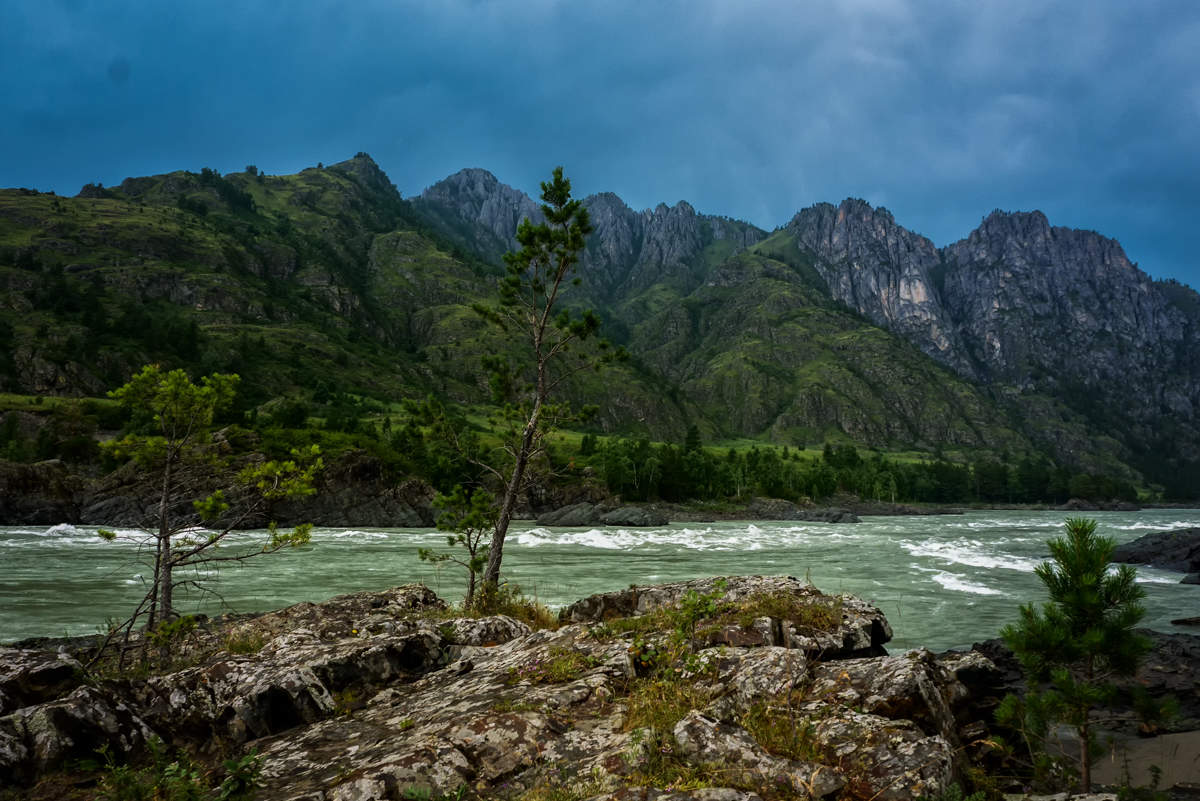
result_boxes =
[3,576,1196,800]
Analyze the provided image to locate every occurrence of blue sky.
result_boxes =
[2,0,1198,287]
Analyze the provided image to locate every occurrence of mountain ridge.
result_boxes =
[2,154,1196,493]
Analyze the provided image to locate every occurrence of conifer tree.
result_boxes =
[471,167,619,591]
[998,517,1149,792]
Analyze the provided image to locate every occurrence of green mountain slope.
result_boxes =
[0,155,1160,488]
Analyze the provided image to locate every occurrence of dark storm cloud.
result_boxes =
[2,0,1197,286]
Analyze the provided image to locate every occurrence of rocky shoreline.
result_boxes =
[2,576,1197,800]
[7,453,1175,532]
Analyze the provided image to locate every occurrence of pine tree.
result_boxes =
[998,518,1150,792]
[471,167,620,591]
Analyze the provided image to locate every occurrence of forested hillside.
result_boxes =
[0,153,1194,508]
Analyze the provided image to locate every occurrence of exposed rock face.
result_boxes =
[784,200,1200,481]
[786,200,971,375]
[0,577,991,800]
[1111,528,1200,575]
[0,459,81,524]
[415,169,766,305]
[415,168,544,262]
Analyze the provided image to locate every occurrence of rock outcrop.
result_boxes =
[1,577,992,800]
[1111,528,1200,577]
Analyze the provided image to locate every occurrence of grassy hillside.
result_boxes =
[0,154,1152,488]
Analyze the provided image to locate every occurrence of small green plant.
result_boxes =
[997,518,1151,793]
[398,718,416,730]
[332,688,364,715]
[623,677,714,733]
[917,783,987,801]
[223,630,266,655]
[420,486,496,608]
[147,615,198,651]
[1116,763,1167,801]
[740,701,821,762]
[508,647,600,685]
[95,740,262,801]
[671,579,728,641]
[473,582,557,629]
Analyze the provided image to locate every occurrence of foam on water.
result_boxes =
[326,530,390,540]
[902,538,1041,571]
[513,524,834,551]
[1114,521,1197,531]
[928,571,1006,596]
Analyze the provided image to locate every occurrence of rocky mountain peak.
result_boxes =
[415,168,542,257]
[784,198,970,373]
[329,152,397,198]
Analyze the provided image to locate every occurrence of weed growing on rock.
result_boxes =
[509,765,609,800]
[508,646,600,685]
[95,740,262,801]
[222,630,266,655]
[728,592,842,633]
[740,700,822,762]
[474,583,557,630]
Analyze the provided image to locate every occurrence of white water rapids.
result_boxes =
[2,510,1197,650]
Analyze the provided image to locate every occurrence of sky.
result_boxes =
[2,0,1199,288]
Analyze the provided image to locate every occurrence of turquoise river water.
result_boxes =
[2,509,1198,650]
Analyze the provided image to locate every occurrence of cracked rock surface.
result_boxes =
[3,577,993,800]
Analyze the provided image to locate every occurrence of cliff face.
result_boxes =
[415,170,766,304]
[784,200,972,376]
[410,169,1200,480]
[775,201,1200,485]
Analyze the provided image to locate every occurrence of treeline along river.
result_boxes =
[2,510,1197,650]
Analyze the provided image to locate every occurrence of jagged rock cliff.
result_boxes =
[783,200,973,376]
[415,170,766,304]
[771,200,1200,486]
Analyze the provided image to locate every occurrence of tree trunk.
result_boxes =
[1080,719,1091,793]
[157,452,175,626]
[482,398,540,586]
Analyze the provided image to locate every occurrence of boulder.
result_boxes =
[0,647,85,716]
[1111,528,1200,573]
[805,707,955,801]
[1181,573,1199,585]
[0,685,157,783]
[807,650,959,740]
[600,506,669,527]
[797,508,860,524]
[673,710,844,798]
[537,502,600,527]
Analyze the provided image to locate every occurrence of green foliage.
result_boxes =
[673,579,727,641]
[420,486,497,607]
[471,582,557,629]
[96,740,262,801]
[740,701,821,763]
[96,365,319,667]
[997,518,1151,792]
[917,784,988,801]
[507,646,601,685]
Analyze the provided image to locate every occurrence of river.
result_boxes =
[2,509,1197,650]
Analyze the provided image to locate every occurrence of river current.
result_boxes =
[2,509,1197,650]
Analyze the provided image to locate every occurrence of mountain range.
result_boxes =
[1,153,1196,494]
